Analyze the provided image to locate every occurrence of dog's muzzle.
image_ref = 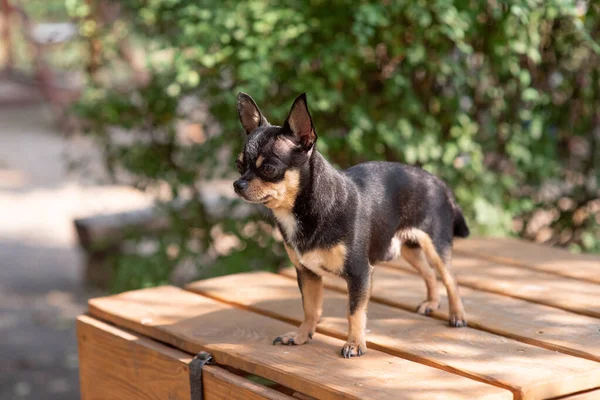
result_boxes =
[233,179,248,195]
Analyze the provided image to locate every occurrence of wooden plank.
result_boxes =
[280,264,600,363]
[454,237,600,284]
[292,393,316,400]
[78,315,290,400]
[87,285,510,400]
[187,272,600,400]
[383,254,600,319]
[560,388,600,400]
[203,367,294,400]
[77,315,192,400]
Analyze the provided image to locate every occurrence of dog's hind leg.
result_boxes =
[400,229,467,327]
[401,244,440,316]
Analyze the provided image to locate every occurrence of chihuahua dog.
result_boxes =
[233,93,469,358]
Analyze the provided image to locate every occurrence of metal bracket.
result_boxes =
[189,351,215,400]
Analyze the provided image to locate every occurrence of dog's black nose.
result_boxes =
[233,179,248,193]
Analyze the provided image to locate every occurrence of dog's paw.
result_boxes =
[272,331,312,346]
[340,340,367,358]
[416,300,440,316]
[449,312,467,328]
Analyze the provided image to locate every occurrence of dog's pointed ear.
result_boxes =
[284,93,317,150]
[237,92,269,134]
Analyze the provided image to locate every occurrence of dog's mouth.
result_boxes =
[239,194,272,204]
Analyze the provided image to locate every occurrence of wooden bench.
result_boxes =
[77,238,600,400]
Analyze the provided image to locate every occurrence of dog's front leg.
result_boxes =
[273,266,323,346]
[341,266,372,358]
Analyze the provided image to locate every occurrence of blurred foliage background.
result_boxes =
[25,0,600,292]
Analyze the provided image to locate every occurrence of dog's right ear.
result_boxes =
[283,93,317,151]
[237,92,269,134]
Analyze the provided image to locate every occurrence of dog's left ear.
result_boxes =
[284,93,317,150]
[237,92,269,134]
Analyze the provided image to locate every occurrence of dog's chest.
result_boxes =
[285,242,347,277]
[273,209,297,241]
[275,209,348,276]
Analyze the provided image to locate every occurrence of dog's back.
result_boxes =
[343,161,469,263]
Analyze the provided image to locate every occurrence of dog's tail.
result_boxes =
[453,208,470,238]
[445,187,470,238]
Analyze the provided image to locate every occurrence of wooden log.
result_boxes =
[73,188,255,254]
[74,206,171,253]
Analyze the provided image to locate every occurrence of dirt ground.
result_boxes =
[0,92,152,399]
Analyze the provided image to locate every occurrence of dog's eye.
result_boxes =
[261,164,276,177]
[235,159,244,174]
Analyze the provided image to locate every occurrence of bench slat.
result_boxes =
[385,255,600,319]
[187,272,600,400]
[203,367,293,400]
[88,286,510,400]
[454,238,600,284]
[281,264,600,362]
[77,315,293,400]
[561,388,600,400]
[78,315,192,400]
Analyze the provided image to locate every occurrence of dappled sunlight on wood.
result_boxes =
[454,238,600,284]
[187,271,600,399]
[88,285,509,400]
[383,253,600,320]
[448,256,600,319]
[281,263,600,365]
[85,243,600,400]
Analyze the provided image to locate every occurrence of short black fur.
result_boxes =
[234,92,470,357]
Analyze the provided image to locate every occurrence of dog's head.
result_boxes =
[233,93,317,210]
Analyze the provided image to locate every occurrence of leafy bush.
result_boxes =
[69,0,600,291]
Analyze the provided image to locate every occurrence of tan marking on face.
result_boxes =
[237,152,244,163]
[245,169,300,211]
[255,155,264,168]
[299,243,347,276]
[243,169,300,239]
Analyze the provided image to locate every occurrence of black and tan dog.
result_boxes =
[233,93,469,358]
